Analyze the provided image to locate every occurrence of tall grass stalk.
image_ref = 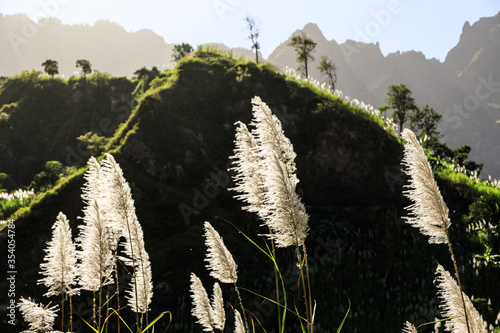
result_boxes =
[229,96,314,332]
[435,264,487,332]
[400,129,486,333]
[100,153,153,331]
[203,221,249,332]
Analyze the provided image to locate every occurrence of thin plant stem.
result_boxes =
[99,283,103,330]
[296,247,311,333]
[70,294,73,333]
[105,286,110,333]
[234,282,250,333]
[303,246,313,333]
[61,292,65,333]
[115,255,121,333]
[264,228,284,333]
[93,290,97,327]
[270,239,283,333]
[445,232,471,333]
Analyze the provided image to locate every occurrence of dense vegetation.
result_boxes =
[0,49,499,332]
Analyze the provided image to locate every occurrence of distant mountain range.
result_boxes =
[1,12,499,177]
[268,16,500,179]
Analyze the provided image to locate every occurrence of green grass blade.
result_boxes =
[336,298,351,333]
[111,308,134,333]
[101,311,116,332]
[294,303,307,333]
[77,313,99,333]
[141,311,171,333]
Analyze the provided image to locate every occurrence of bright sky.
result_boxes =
[1,0,498,61]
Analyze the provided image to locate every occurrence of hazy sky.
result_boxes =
[1,0,498,61]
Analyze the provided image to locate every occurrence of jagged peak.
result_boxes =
[462,20,471,34]
[302,23,322,36]
[295,23,328,44]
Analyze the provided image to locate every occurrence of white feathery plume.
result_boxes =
[82,156,102,204]
[230,121,265,213]
[234,309,245,333]
[89,156,122,251]
[38,212,79,297]
[125,250,153,313]
[250,96,308,245]
[435,264,487,333]
[99,153,153,313]
[260,152,309,248]
[18,297,59,333]
[82,156,121,252]
[230,97,309,248]
[402,321,417,333]
[401,128,450,244]
[190,273,214,332]
[249,96,297,177]
[212,283,225,331]
[77,199,115,291]
[204,221,238,284]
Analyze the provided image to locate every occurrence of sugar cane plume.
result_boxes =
[190,273,214,332]
[230,121,265,213]
[230,96,309,248]
[17,297,59,333]
[38,212,79,297]
[81,156,102,205]
[435,264,487,333]
[77,156,117,292]
[401,321,417,333]
[77,199,115,291]
[249,96,297,177]
[204,221,238,284]
[99,153,153,313]
[125,250,154,313]
[82,156,120,252]
[234,309,245,333]
[262,151,309,248]
[212,283,226,331]
[401,129,450,244]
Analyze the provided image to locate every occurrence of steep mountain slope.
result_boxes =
[2,51,499,332]
[0,72,135,187]
[441,12,500,178]
[445,11,500,79]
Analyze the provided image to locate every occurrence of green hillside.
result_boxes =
[1,49,499,332]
